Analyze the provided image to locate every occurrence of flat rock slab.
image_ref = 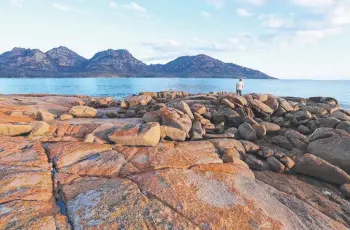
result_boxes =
[0,166,53,203]
[190,162,251,175]
[32,123,101,141]
[131,168,310,229]
[0,95,82,117]
[115,141,222,176]
[61,177,196,229]
[255,171,350,228]
[46,142,113,168]
[0,136,59,227]
[54,141,222,183]
[0,107,35,124]
[57,150,126,178]
[0,200,69,230]
[0,136,51,170]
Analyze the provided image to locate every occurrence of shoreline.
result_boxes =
[2,92,349,110]
[0,76,278,79]
[1,76,349,80]
[1,91,350,229]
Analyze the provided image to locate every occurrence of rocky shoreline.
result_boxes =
[0,91,350,229]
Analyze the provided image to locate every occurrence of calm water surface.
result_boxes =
[0,78,349,109]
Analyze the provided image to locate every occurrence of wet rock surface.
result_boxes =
[1,92,350,229]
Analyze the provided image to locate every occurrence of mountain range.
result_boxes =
[0,46,274,79]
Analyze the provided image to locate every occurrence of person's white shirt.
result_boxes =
[236,81,244,90]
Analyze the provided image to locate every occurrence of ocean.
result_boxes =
[0,78,349,109]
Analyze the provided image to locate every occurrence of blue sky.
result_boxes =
[1,0,350,79]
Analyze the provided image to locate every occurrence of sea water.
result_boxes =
[0,78,349,109]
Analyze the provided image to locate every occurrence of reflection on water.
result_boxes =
[0,78,349,108]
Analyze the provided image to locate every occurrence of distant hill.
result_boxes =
[0,47,275,79]
[84,49,147,75]
[46,46,87,72]
[0,48,57,77]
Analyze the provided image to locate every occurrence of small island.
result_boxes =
[0,90,349,229]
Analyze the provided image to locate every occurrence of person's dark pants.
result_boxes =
[236,90,242,96]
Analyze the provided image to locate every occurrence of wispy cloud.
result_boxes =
[328,1,350,26]
[260,14,295,28]
[268,27,341,48]
[255,0,350,47]
[142,33,265,56]
[205,0,225,9]
[293,28,341,43]
[240,0,267,6]
[236,8,254,17]
[116,13,131,20]
[192,37,206,44]
[202,32,266,52]
[109,1,151,19]
[121,2,147,13]
[143,39,181,52]
[292,0,335,9]
[109,2,118,9]
[52,3,78,12]
[201,11,212,18]
[10,0,24,7]
[142,52,183,63]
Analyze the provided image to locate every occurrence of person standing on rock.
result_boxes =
[236,79,244,96]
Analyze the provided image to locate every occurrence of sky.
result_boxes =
[0,0,350,79]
